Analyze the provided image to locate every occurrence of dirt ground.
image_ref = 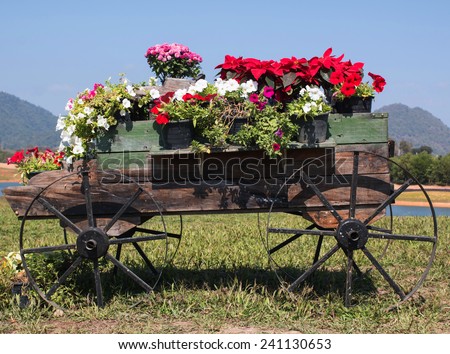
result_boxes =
[0,163,20,182]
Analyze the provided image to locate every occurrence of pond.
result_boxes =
[389,205,450,217]
[0,182,21,196]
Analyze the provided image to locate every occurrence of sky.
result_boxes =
[1,0,450,127]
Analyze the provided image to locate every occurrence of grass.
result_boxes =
[0,196,449,334]
[395,190,450,204]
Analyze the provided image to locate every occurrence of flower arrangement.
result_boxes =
[53,46,387,162]
[150,78,258,126]
[286,85,332,120]
[145,43,203,83]
[7,147,64,183]
[215,48,386,104]
[329,69,386,101]
[57,75,156,163]
[150,79,217,127]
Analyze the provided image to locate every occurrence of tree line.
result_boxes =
[391,142,450,185]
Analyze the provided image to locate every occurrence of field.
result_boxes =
[0,196,449,334]
[0,163,20,182]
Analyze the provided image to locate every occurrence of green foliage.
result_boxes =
[391,151,450,185]
[0,148,14,163]
[231,104,297,157]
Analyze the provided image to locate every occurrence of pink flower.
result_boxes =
[275,128,283,138]
[272,143,281,151]
[249,93,259,103]
[263,86,274,98]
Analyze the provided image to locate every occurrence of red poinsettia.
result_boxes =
[215,48,386,102]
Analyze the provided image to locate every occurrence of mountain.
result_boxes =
[375,103,450,156]
[0,91,60,150]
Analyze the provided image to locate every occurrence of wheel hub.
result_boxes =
[76,227,110,259]
[336,219,368,250]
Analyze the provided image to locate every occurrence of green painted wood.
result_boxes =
[96,113,388,169]
[96,120,161,153]
[96,151,151,170]
[328,113,388,145]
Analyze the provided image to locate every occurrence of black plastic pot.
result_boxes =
[161,119,194,149]
[334,96,372,113]
[296,114,329,144]
[228,117,249,135]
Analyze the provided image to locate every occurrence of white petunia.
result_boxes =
[193,79,208,92]
[56,115,66,131]
[149,88,160,99]
[97,115,110,130]
[120,109,127,116]
[302,103,312,114]
[126,85,136,97]
[72,138,85,154]
[240,80,258,94]
[308,86,324,101]
[84,106,93,115]
[225,79,239,92]
[60,129,72,143]
[122,98,131,108]
[187,85,197,95]
[65,155,74,164]
[174,89,187,101]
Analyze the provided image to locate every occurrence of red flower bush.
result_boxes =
[215,48,386,102]
[7,147,64,183]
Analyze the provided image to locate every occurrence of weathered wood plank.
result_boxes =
[4,170,390,223]
[328,113,389,145]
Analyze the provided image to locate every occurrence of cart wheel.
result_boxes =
[19,167,176,310]
[266,150,437,307]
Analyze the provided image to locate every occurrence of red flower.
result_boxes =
[329,70,344,85]
[345,73,362,87]
[26,146,39,158]
[368,72,386,93]
[272,143,281,152]
[156,112,170,125]
[7,150,24,164]
[160,91,174,103]
[340,83,356,97]
[182,93,195,102]
[150,104,161,115]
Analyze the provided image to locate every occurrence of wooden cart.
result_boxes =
[3,112,438,309]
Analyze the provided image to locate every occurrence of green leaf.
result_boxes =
[281,72,297,88]
[265,77,275,88]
